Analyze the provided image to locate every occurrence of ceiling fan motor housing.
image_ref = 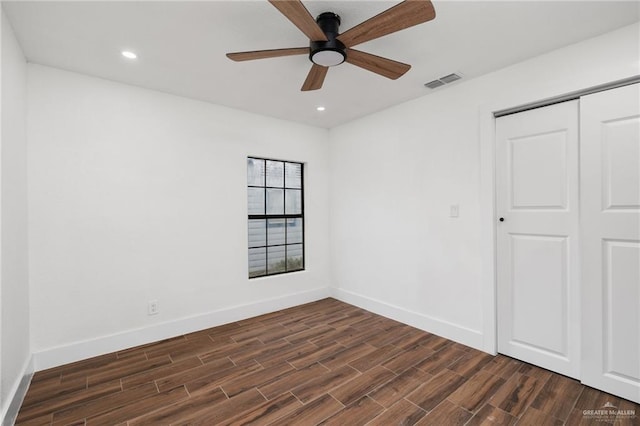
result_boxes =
[310,12,346,67]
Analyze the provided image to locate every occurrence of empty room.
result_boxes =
[1,0,639,424]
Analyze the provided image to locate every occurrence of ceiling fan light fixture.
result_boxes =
[310,49,345,67]
[309,12,346,67]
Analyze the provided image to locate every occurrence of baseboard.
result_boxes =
[2,356,34,426]
[33,287,331,371]
[330,287,485,352]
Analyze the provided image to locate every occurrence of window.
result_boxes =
[247,157,304,278]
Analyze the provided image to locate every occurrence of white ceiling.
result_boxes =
[3,1,639,128]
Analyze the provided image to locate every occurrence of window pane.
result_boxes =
[247,158,265,186]
[287,218,303,244]
[285,189,302,214]
[249,247,266,277]
[248,219,266,248]
[266,188,284,214]
[267,246,286,274]
[285,162,302,189]
[287,244,303,271]
[266,160,284,187]
[248,188,265,215]
[248,158,304,278]
[267,219,285,245]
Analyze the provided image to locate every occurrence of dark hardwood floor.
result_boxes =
[16,298,639,425]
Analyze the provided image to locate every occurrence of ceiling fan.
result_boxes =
[226,0,436,91]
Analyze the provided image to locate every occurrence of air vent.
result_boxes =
[440,73,461,83]
[424,72,463,89]
[424,79,445,89]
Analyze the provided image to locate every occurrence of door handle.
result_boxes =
[499,217,505,222]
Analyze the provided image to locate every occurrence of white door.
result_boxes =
[581,83,640,403]
[496,100,580,379]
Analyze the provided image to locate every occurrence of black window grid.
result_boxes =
[248,157,305,278]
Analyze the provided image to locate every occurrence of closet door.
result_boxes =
[496,100,581,379]
[581,83,640,403]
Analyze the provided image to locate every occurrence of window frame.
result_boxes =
[247,157,305,278]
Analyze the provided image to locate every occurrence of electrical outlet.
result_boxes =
[148,299,159,316]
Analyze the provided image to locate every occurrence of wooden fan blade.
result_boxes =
[338,0,435,47]
[301,64,328,91]
[269,0,328,41]
[345,49,411,80]
[226,47,308,62]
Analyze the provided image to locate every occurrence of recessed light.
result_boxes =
[121,51,137,59]
[316,106,326,112]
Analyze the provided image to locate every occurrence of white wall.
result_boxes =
[27,64,331,368]
[329,23,640,351]
[1,8,31,424]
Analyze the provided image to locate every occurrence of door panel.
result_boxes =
[496,100,580,379]
[602,117,640,210]
[510,234,568,356]
[604,241,639,382]
[510,130,568,209]
[581,83,640,403]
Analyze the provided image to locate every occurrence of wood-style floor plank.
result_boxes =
[320,396,384,426]
[329,365,395,406]
[448,350,494,378]
[488,372,545,417]
[184,360,262,394]
[269,393,343,425]
[16,298,640,425]
[529,374,584,422]
[258,362,328,400]
[127,387,227,425]
[317,342,376,370]
[290,364,360,403]
[219,362,294,398]
[465,403,517,425]
[517,406,564,425]
[348,344,403,372]
[85,386,190,425]
[86,355,172,387]
[174,388,266,425]
[417,399,472,425]
[381,343,435,374]
[155,356,235,392]
[120,356,202,390]
[51,382,157,424]
[367,367,432,409]
[413,343,466,374]
[223,392,302,425]
[367,398,426,425]
[20,376,87,409]
[16,380,122,423]
[253,341,317,368]
[287,341,345,369]
[481,354,523,379]
[406,368,468,412]
[447,370,506,412]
